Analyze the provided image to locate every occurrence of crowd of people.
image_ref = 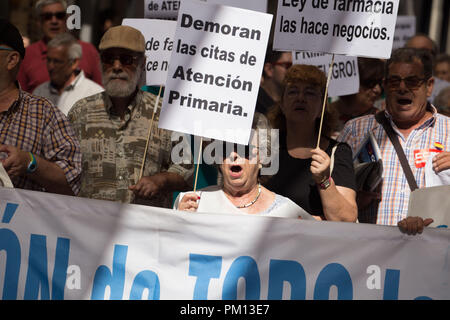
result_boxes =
[1,0,449,237]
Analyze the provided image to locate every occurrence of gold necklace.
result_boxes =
[236,184,261,209]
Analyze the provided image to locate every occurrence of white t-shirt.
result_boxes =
[174,185,314,220]
[33,70,104,115]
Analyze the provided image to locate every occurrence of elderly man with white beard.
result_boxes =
[68,26,193,207]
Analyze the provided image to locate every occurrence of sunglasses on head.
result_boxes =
[385,76,427,90]
[272,61,293,69]
[361,78,383,89]
[101,52,141,66]
[40,11,66,21]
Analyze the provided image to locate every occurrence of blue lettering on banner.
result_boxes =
[222,256,261,300]
[24,235,71,300]
[383,269,400,300]
[268,259,306,300]
[1,203,19,223]
[189,253,222,300]
[0,228,21,300]
[91,245,128,300]
[313,263,353,300]
[129,270,160,300]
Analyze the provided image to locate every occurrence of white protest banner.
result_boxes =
[0,187,449,300]
[158,0,272,145]
[122,19,177,86]
[408,186,450,229]
[274,0,400,59]
[206,0,268,12]
[392,16,416,50]
[145,0,180,19]
[293,51,359,97]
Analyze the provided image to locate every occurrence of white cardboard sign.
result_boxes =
[122,19,177,86]
[392,15,416,50]
[293,51,360,97]
[158,0,272,145]
[274,0,400,59]
[144,0,181,19]
[206,0,268,12]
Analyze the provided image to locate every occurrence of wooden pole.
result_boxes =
[139,85,163,180]
[193,137,203,193]
[316,54,335,149]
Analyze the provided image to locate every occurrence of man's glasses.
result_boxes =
[40,11,67,21]
[101,52,141,66]
[385,76,427,90]
[272,61,293,69]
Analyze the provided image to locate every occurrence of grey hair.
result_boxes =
[48,33,82,60]
[35,0,68,16]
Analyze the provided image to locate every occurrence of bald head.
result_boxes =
[406,34,438,57]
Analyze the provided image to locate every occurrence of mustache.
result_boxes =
[104,73,129,82]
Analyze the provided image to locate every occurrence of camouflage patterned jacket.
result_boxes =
[68,90,193,208]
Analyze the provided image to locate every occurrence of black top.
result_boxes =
[264,137,356,216]
[255,87,275,115]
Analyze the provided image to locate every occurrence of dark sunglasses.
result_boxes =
[361,78,383,89]
[272,61,293,69]
[40,11,66,21]
[385,76,427,90]
[101,52,141,66]
[221,142,257,159]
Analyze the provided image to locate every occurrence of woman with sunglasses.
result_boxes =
[329,57,385,138]
[175,113,314,220]
[265,65,358,222]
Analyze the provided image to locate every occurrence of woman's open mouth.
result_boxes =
[229,165,243,178]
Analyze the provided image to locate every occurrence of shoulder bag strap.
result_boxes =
[375,112,419,191]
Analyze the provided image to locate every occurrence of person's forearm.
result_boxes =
[319,183,357,222]
[153,172,191,193]
[28,156,74,196]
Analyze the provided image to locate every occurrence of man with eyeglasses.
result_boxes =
[256,46,293,115]
[17,0,102,93]
[68,25,193,208]
[338,48,450,231]
[33,33,104,115]
[0,19,81,196]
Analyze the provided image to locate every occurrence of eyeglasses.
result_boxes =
[385,76,427,90]
[0,47,15,52]
[221,142,258,159]
[40,11,67,21]
[272,61,293,69]
[285,86,321,99]
[101,52,141,66]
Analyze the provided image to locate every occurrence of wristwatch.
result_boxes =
[26,152,37,174]
[318,176,332,190]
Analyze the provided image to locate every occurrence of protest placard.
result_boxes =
[293,51,359,97]
[206,0,268,12]
[274,0,400,59]
[122,19,177,86]
[158,0,272,145]
[145,0,180,19]
[392,15,416,50]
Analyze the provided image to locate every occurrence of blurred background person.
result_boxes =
[434,53,450,82]
[256,46,292,115]
[175,113,314,220]
[18,0,102,93]
[434,86,450,117]
[329,57,385,138]
[405,33,450,103]
[33,33,104,115]
[265,65,357,222]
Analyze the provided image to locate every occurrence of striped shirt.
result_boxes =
[0,87,82,194]
[337,105,450,226]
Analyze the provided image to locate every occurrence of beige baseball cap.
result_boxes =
[99,25,145,53]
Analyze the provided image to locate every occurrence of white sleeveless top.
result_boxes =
[174,185,314,220]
